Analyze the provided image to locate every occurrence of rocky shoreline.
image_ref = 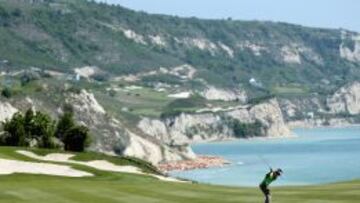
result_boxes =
[158,156,230,172]
[287,119,360,129]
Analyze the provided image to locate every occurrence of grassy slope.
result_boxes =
[1,0,359,96]
[0,147,359,203]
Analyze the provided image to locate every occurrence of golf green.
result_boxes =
[0,147,358,203]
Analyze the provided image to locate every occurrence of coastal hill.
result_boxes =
[0,0,359,164]
[1,0,360,95]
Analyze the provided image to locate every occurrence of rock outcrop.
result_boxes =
[340,32,360,62]
[279,97,325,120]
[0,101,18,122]
[327,82,360,115]
[138,99,292,145]
[66,90,195,164]
[288,118,354,129]
[199,86,247,102]
[244,99,292,137]
[124,131,196,164]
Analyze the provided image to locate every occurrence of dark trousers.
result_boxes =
[259,184,271,203]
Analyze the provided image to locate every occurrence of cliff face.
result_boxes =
[247,99,292,137]
[287,118,354,129]
[139,113,232,144]
[65,90,195,164]
[327,82,360,115]
[0,102,18,122]
[276,81,360,128]
[199,86,247,102]
[138,99,292,145]
[0,89,291,165]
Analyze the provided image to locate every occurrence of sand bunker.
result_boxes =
[86,160,141,174]
[168,92,192,99]
[17,150,141,174]
[0,158,92,177]
[17,150,185,182]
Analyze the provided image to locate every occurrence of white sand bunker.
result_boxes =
[0,158,92,177]
[17,151,184,183]
[168,92,192,99]
[17,151,141,174]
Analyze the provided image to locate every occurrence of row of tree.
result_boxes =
[224,116,264,138]
[0,108,90,152]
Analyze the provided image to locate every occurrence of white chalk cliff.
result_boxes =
[66,90,195,165]
[138,99,292,145]
[200,86,247,102]
[327,81,360,115]
[0,101,18,122]
[0,90,291,165]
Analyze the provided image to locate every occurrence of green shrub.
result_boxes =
[11,8,22,17]
[63,125,90,152]
[55,112,75,142]
[90,72,109,82]
[56,108,91,152]
[108,89,116,97]
[0,6,9,18]
[1,113,26,146]
[160,109,182,120]
[247,94,275,105]
[1,109,58,148]
[142,74,183,85]
[67,86,82,94]
[1,87,13,98]
[29,110,56,148]
[20,71,41,86]
[0,108,90,150]
[166,95,206,109]
[225,117,264,138]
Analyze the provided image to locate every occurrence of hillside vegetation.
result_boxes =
[0,0,359,97]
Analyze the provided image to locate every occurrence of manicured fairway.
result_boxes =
[0,147,359,203]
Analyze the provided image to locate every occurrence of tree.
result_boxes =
[1,109,57,148]
[231,119,264,138]
[24,108,34,138]
[1,107,90,151]
[0,6,9,18]
[109,89,116,97]
[11,8,22,17]
[1,112,26,146]
[20,71,40,86]
[1,87,13,98]
[31,111,56,148]
[55,112,75,142]
[63,125,90,152]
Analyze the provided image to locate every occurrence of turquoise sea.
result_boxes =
[170,127,360,186]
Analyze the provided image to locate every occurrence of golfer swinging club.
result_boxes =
[259,168,283,203]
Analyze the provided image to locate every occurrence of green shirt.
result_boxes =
[261,172,277,186]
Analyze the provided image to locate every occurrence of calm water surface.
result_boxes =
[170,127,360,186]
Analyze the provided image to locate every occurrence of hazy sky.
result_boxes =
[96,0,360,32]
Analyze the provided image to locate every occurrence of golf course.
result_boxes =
[0,147,358,203]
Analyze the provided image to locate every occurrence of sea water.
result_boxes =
[170,127,360,186]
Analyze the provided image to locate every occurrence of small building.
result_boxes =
[307,112,314,119]
[75,74,81,81]
[249,78,263,88]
